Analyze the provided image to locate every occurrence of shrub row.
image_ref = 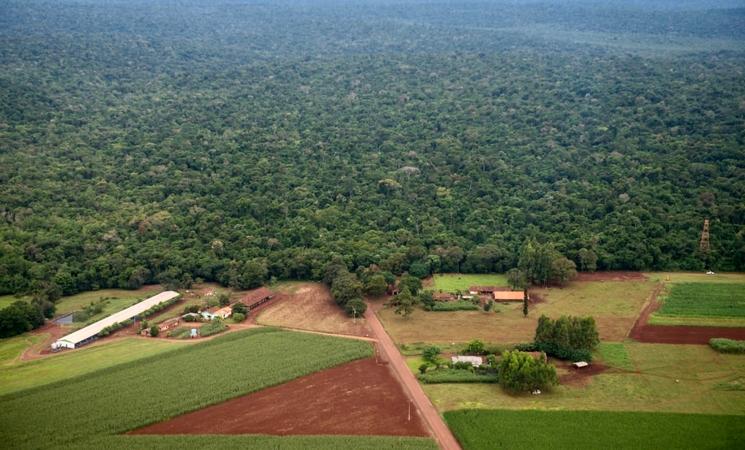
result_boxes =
[431,301,479,311]
[709,338,745,354]
[417,369,498,384]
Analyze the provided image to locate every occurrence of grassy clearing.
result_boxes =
[53,288,161,329]
[378,280,654,344]
[445,409,745,450]
[0,328,375,449]
[0,338,185,396]
[81,435,437,450]
[646,272,745,284]
[431,301,479,311]
[423,343,745,415]
[432,274,508,293]
[0,294,30,309]
[595,342,633,370]
[0,333,46,366]
[418,369,498,384]
[656,283,745,318]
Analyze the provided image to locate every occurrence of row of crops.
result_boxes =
[658,283,745,317]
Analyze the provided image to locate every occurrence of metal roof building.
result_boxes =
[52,290,180,350]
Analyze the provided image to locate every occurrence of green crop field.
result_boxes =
[0,338,186,396]
[656,283,745,318]
[444,409,745,450]
[0,328,436,450]
[431,274,508,293]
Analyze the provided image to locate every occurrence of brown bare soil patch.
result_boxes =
[130,357,428,437]
[575,271,647,282]
[557,362,609,386]
[629,284,745,344]
[256,283,372,337]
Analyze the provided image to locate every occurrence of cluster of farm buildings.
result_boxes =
[52,287,274,350]
[434,286,527,304]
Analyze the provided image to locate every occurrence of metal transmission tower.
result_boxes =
[699,219,710,254]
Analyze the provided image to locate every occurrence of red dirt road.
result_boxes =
[367,302,462,450]
[130,358,428,437]
[629,284,745,344]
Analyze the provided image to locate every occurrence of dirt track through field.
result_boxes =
[129,357,428,436]
[629,283,745,344]
[367,302,462,450]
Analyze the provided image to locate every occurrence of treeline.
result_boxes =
[0,299,55,338]
[2,0,744,300]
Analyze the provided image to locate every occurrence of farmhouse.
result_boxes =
[52,291,180,350]
[451,355,483,367]
[213,305,232,319]
[238,287,274,310]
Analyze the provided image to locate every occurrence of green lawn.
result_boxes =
[445,409,745,450]
[0,338,186,396]
[53,288,161,328]
[431,274,508,293]
[0,294,30,309]
[646,272,745,284]
[655,283,745,318]
[423,343,745,415]
[0,333,47,366]
[0,328,429,450]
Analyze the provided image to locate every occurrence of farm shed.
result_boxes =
[451,355,483,367]
[213,306,232,319]
[238,287,275,310]
[469,286,510,295]
[52,291,180,350]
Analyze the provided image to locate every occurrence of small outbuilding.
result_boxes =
[572,361,589,369]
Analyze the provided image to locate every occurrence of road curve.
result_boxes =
[366,303,462,450]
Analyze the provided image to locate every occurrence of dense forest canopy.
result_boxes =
[1,0,744,297]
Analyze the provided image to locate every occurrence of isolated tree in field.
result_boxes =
[149,325,159,337]
[394,289,415,318]
[550,256,577,286]
[522,289,528,317]
[465,339,485,354]
[422,345,441,365]
[498,350,558,393]
[345,298,367,318]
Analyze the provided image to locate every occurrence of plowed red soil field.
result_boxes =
[129,357,428,436]
[629,285,745,344]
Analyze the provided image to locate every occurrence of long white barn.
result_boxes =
[52,290,180,350]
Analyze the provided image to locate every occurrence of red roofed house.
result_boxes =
[492,291,525,302]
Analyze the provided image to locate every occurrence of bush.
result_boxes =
[533,314,598,361]
[218,293,231,306]
[232,312,246,323]
[418,369,499,384]
[709,338,745,354]
[431,301,479,311]
[149,325,159,337]
[452,361,475,371]
[183,314,199,322]
[183,305,200,314]
[344,298,367,317]
[535,343,592,362]
[418,363,429,374]
[422,345,441,365]
[498,350,558,393]
[232,303,248,315]
[200,319,228,337]
[465,339,486,355]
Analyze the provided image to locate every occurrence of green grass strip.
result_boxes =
[444,409,745,449]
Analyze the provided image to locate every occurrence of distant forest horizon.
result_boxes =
[1,0,744,297]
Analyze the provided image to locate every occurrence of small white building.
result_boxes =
[451,355,483,367]
[572,361,589,369]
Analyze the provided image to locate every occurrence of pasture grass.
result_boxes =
[0,338,185,396]
[646,272,745,284]
[0,294,30,309]
[656,283,745,318]
[595,342,633,370]
[0,333,46,366]
[432,274,508,293]
[378,280,654,344]
[444,409,745,450]
[0,328,374,449]
[423,343,745,415]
